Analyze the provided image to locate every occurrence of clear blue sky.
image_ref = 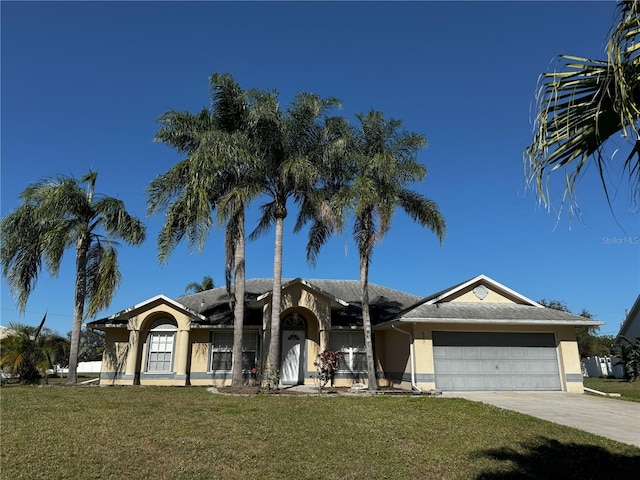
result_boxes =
[1,1,638,338]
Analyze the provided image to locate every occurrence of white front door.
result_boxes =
[281,330,304,385]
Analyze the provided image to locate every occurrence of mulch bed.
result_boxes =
[218,386,326,395]
[217,385,424,396]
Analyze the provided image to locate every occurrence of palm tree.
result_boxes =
[0,322,68,384]
[247,91,342,377]
[148,73,260,386]
[525,0,640,212]
[309,111,445,390]
[1,172,146,384]
[184,275,215,294]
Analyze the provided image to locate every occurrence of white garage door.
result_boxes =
[433,332,561,391]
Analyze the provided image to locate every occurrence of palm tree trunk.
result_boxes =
[267,215,285,379]
[231,212,246,387]
[360,251,377,390]
[68,232,89,384]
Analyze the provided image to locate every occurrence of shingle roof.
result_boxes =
[176,278,420,326]
[389,302,603,326]
[89,275,604,330]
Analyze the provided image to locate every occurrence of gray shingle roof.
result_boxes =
[176,278,420,326]
[393,302,602,325]
[89,276,603,330]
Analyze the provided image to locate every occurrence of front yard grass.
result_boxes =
[584,377,640,403]
[1,386,638,479]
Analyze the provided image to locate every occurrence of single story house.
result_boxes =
[89,274,601,393]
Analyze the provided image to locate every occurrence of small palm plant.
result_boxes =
[618,336,640,381]
[0,316,69,384]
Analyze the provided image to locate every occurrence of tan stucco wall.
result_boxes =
[555,325,584,393]
[381,328,410,387]
[189,329,211,374]
[449,288,517,303]
[100,329,132,385]
[280,284,332,330]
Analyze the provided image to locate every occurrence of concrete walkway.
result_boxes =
[442,391,640,448]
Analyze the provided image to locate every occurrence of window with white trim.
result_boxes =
[146,320,177,373]
[330,331,366,372]
[210,332,259,372]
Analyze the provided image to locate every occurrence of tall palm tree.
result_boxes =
[247,91,342,376]
[526,0,640,212]
[309,111,445,390]
[148,73,260,386]
[0,172,145,384]
[184,275,215,294]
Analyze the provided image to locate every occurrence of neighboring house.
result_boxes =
[616,294,640,345]
[88,274,600,393]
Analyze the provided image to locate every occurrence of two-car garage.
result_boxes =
[432,331,562,391]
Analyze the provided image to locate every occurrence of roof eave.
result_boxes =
[377,317,604,329]
[90,294,208,324]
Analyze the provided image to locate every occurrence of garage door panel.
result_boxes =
[496,361,513,373]
[495,348,513,359]
[511,361,529,374]
[481,362,497,373]
[497,376,515,389]
[433,332,561,391]
[509,348,526,359]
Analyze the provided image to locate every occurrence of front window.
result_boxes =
[146,320,177,373]
[210,332,259,372]
[330,331,366,372]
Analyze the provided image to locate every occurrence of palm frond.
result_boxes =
[93,197,146,245]
[154,109,215,154]
[156,187,213,263]
[210,73,248,133]
[526,1,640,209]
[397,190,446,243]
[0,205,46,312]
[85,242,120,318]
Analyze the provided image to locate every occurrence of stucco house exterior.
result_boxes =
[89,274,600,393]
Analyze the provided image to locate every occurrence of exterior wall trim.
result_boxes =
[139,373,186,381]
[100,372,134,381]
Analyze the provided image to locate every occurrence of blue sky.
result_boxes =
[1,1,638,338]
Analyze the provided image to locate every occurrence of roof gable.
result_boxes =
[89,294,207,327]
[379,275,603,328]
[418,274,541,307]
[256,278,349,307]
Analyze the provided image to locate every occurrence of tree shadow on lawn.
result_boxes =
[474,436,640,479]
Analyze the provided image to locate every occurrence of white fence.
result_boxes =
[54,361,102,374]
[582,356,625,378]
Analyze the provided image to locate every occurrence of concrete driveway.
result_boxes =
[442,391,640,448]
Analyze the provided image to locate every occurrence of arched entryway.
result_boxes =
[280,313,306,385]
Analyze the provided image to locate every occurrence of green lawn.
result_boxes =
[1,387,638,479]
[584,377,640,403]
